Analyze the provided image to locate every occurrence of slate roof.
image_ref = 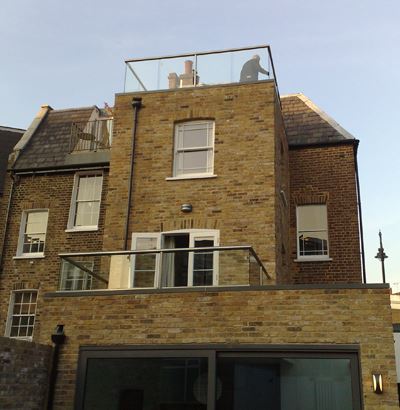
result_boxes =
[12,94,354,172]
[281,94,355,147]
[0,127,24,193]
[13,107,102,171]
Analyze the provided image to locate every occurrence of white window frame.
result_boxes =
[5,290,38,341]
[188,230,220,286]
[16,209,49,258]
[172,121,215,178]
[59,259,94,291]
[131,233,162,288]
[67,171,103,231]
[296,204,330,261]
[131,229,219,288]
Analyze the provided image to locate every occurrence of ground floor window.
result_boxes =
[5,290,37,340]
[75,346,362,410]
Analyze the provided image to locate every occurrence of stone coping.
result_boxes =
[44,283,389,298]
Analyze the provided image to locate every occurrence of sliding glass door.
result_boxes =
[76,347,362,410]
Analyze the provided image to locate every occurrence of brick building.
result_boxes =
[0,46,397,409]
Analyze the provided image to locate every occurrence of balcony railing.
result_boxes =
[58,246,271,292]
[70,119,113,152]
[124,45,279,96]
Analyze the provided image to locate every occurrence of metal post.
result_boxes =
[375,230,388,283]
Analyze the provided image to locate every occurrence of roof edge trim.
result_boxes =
[9,105,53,168]
[289,138,359,150]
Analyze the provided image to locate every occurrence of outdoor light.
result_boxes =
[181,203,192,213]
[372,373,383,394]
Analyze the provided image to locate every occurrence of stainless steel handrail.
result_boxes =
[125,44,270,63]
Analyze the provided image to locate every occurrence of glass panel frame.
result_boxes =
[75,347,362,410]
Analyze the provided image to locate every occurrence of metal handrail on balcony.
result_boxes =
[58,245,271,291]
[124,45,280,101]
[70,119,113,152]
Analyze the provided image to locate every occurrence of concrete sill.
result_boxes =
[65,227,99,233]
[294,257,333,263]
[13,255,45,260]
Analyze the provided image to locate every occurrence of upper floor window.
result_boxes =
[17,210,48,257]
[296,204,329,260]
[6,290,37,341]
[68,173,103,231]
[173,121,214,178]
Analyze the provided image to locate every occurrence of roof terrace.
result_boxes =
[124,45,279,95]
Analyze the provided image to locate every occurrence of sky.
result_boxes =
[1,0,398,288]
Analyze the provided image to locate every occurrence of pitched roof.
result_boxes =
[13,106,107,171]
[281,94,355,147]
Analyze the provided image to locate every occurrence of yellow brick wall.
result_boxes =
[104,81,281,279]
[0,171,109,336]
[39,287,398,409]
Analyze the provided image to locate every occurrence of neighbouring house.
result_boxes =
[0,126,25,194]
[0,125,24,288]
[0,46,397,409]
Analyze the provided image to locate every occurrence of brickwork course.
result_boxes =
[0,336,52,409]
[0,77,397,409]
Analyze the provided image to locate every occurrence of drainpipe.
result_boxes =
[354,140,366,283]
[123,97,142,250]
[47,325,66,410]
[0,172,16,272]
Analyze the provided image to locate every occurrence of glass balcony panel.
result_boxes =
[59,247,270,291]
[70,119,112,152]
[124,46,275,93]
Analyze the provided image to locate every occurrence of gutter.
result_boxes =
[123,97,142,250]
[11,164,110,175]
[353,140,366,283]
[288,138,357,150]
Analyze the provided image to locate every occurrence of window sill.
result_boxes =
[166,174,217,181]
[65,227,99,233]
[9,335,33,341]
[13,254,45,260]
[294,257,333,262]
